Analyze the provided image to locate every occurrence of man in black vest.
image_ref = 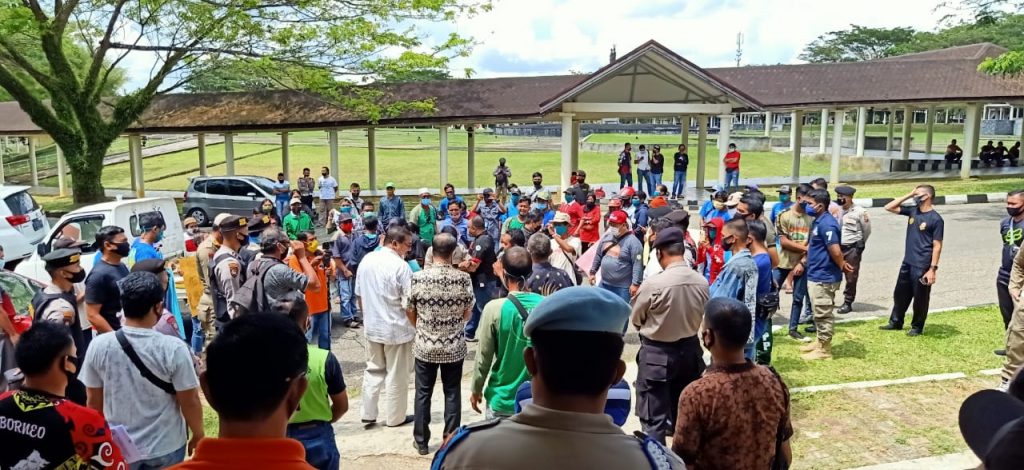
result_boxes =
[31,248,87,403]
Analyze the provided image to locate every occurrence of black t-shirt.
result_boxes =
[468,234,498,284]
[325,351,346,394]
[899,206,944,269]
[999,216,1024,281]
[674,152,689,172]
[84,259,129,330]
[650,153,665,174]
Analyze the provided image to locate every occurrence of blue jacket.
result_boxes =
[379,195,406,225]
[709,249,759,343]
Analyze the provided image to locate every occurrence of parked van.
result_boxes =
[15,197,183,283]
[0,185,50,262]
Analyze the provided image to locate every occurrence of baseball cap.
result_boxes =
[419,187,431,197]
[726,192,743,207]
[665,209,690,225]
[959,390,1024,469]
[483,188,494,196]
[183,217,198,227]
[535,190,551,201]
[289,197,302,206]
[608,198,622,208]
[608,210,628,225]
[524,286,629,336]
[620,186,636,198]
[213,213,232,227]
[386,182,395,189]
[552,212,571,224]
[777,185,792,194]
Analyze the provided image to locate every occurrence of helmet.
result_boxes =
[620,186,636,198]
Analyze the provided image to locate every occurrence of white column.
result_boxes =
[819,108,829,154]
[467,127,476,191]
[856,106,867,157]
[128,139,137,192]
[223,133,235,176]
[886,112,895,153]
[963,103,982,179]
[560,113,574,194]
[570,120,581,171]
[56,145,68,197]
[764,111,773,136]
[129,134,145,198]
[696,116,708,202]
[0,139,5,184]
[28,137,38,186]
[367,127,377,191]
[830,109,846,185]
[925,105,936,156]
[327,130,339,179]
[439,127,448,189]
[717,114,732,185]
[280,132,290,181]
[197,133,208,177]
[789,111,799,151]
[900,106,913,160]
[791,110,803,184]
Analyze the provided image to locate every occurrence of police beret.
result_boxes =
[247,215,272,235]
[652,227,685,249]
[218,215,248,232]
[42,248,82,269]
[665,209,689,224]
[130,258,166,274]
[835,185,856,196]
[524,286,629,336]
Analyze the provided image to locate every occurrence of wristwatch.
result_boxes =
[931,265,939,271]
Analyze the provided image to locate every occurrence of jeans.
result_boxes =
[286,422,340,470]
[130,445,186,470]
[724,169,740,190]
[466,279,498,339]
[619,171,633,189]
[307,311,331,350]
[414,359,462,446]
[672,171,686,198]
[651,172,663,189]
[782,268,813,332]
[337,276,356,321]
[276,198,289,219]
[637,169,652,194]
[599,282,631,304]
[191,316,204,355]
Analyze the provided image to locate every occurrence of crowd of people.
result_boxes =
[2,148,1024,470]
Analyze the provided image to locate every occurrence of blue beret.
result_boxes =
[524,286,629,336]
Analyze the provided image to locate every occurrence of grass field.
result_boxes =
[759,177,1024,200]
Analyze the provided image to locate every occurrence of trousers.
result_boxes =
[414,359,462,446]
[306,311,331,350]
[635,335,705,444]
[724,169,740,190]
[361,340,413,426]
[637,169,652,194]
[1003,301,1024,381]
[619,171,633,189]
[336,276,357,321]
[997,279,1015,329]
[466,279,497,339]
[779,268,812,331]
[841,245,864,304]
[286,422,340,470]
[318,198,333,226]
[672,171,686,198]
[808,281,840,343]
[888,263,932,331]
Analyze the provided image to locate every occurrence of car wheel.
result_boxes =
[187,208,209,226]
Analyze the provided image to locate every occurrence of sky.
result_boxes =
[118,0,958,91]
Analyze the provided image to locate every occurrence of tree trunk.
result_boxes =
[65,145,107,203]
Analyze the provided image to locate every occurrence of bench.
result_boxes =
[889,158,977,172]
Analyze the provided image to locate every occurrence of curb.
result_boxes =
[857,192,1007,209]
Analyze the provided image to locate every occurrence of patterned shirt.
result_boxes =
[526,262,575,295]
[673,361,792,470]
[776,208,811,270]
[405,264,475,363]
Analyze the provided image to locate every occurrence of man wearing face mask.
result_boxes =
[317,167,338,227]
[589,210,643,303]
[494,158,512,204]
[526,172,545,202]
[630,227,709,445]
[701,189,732,224]
[800,189,855,361]
[127,212,166,269]
[573,169,590,195]
[735,193,779,268]
[0,322,127,470]
[835,185,872,315]
[473,188,506,243]
[273,172,291,217]
[504,186,523,221]
[255,227,315,311]
[548,212,583,285]
[284,198,315,240]
[880,185,944,336]
[558,188,583,233]
[631,191,650,236]
[461,217,499,341]
[441,202,471,245]
[408,188,439,245]
[85,226,131,333]
[709,219,759,359]
[210,216,250,323]
[81,272,204,467]
[32,248,88,403]
[532,190,555,227]
[175,313,315,470]
[997,190,1024,357]
[770,185,794,225]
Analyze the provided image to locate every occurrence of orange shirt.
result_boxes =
[286,254,330,314]
[170,437,314,470]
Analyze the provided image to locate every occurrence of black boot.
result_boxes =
[837,302,852,314]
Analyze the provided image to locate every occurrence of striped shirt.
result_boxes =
[513,379,631,426]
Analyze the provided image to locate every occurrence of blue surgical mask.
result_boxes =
[555,225,569,236]
[564,194,575,203]
[803,202,818,217]
[510,195,520,205]
[651,191,660,198]
[341,206,352,214]
[780,194,790,203]
[0,259,6,270]
[421,198,431,206]
[631,198,641,207]
[536,203,548,210]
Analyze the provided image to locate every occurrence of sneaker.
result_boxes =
[466,336,479,343]
[907,328,922,337]
[342,319,362,329]
[837,303,852,314]
[788,330,811,342]
[998,379,1010,392]
[804,325,817,333]
[414,441,429,456]
[879,323,902,331]
[995,349,1007,357]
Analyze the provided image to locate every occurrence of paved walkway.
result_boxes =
[849,452,979,469]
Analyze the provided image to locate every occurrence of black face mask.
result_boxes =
[721,236,735,251]
[322,172,328,177]
[1009,206,1024,217]
[111,241,130,257]
[67,270,86,284]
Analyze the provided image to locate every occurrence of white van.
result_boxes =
[15,197,183,283]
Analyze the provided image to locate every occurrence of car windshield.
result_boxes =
[247,177,277,195]
[4,191,39,216]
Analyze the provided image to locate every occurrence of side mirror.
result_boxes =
[37,243,51,257]
[246,192,258,199]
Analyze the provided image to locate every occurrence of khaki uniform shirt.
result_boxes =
[631,261,709,342]
[195,237,220,318]
[839,205,872,246]
[212,245,242,318]
[436,404,684,469]
[1010,246,1024,297]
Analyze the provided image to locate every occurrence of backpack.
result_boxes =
[229,257,281,316]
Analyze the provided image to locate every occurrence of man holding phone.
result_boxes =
[880,185,944,337]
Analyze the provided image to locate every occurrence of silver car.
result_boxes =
[183,176,278,226]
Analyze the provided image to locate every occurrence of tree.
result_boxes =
[0,35,124,101]
[0,0,485,203]
[934,0,1024,74]
[799,25,917,63]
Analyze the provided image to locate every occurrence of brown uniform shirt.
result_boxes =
[630,261,709,342]
[673,361,792,470]
[437,404,685,469]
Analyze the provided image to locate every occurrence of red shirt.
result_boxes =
[578,205,603,244]
[724,150,741,170]
[558,202,584,234]
[171,437,314,470]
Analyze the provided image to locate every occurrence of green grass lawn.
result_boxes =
[202,404,220,438]
[758,177,1024,200]
[773,305,1003,388]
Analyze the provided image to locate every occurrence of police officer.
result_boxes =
[195,213,228,352]
[631,228,709,444]
[433,287,684,469]
[31,248,87,403]
[835,185,872,314]
[210,215,249,327]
